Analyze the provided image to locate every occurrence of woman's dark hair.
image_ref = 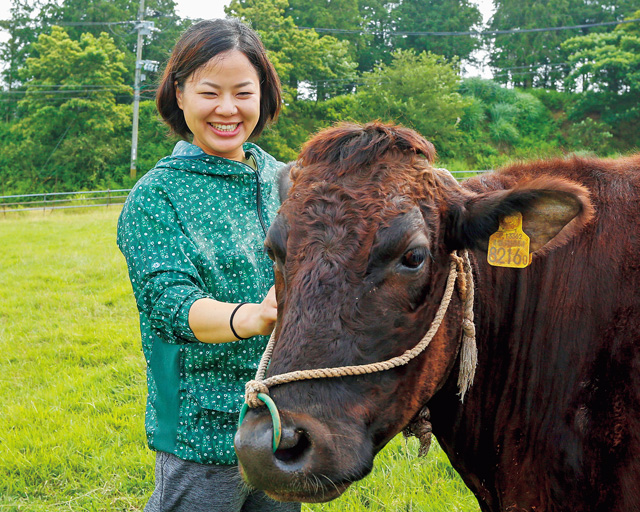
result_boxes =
[156,19,282,140]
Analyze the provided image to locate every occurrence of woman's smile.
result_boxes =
[209,122,242,135]
[176,50,261,161]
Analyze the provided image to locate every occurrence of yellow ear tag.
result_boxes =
[487,212,531,268]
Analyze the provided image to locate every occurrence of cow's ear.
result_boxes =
[277,162,296,204]
[445,177,594,256]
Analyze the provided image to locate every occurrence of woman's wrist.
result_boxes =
[229,302,261,340]
[230,302,249,340]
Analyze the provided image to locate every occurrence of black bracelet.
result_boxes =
[230,302,248,340]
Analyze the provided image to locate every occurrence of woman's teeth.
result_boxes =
[210,123,238,132]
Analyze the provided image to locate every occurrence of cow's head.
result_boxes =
[234,122,592,502]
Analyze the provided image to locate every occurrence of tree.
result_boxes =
[47,0,188,85]
[561,9,640,150]
[227,0,357,100]
[352,49,469,157]
[285,0,361,54]
[393,0,482,63]
[7,27,132,192]
[286,0,482,72]
[0,0,46,121]
[1,0,186,95]
[563,10,640,96]
[488,0,638,89]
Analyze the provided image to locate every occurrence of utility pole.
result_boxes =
[130,0,149,180]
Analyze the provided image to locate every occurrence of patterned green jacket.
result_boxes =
[117,140,281,465]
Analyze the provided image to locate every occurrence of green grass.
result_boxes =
[0,208,479,511]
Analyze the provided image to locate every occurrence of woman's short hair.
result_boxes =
[156,19,282,140]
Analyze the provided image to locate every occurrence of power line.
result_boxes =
[4,17,639,38]
[55,21,133,27]
[2,88,129,94]
[300,17,640,37]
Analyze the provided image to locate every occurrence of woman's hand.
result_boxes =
[233,286,277,338]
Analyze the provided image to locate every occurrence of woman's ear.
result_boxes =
[175,81,184,110]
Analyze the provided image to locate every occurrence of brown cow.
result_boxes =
[234,122,640,512]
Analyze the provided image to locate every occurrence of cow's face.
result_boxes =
[234,123,591,502]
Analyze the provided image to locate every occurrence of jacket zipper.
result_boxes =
[241,163,267,237]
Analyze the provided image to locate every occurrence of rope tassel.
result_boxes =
[457,252,477,402]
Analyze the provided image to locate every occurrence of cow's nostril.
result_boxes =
[274,428,311,463]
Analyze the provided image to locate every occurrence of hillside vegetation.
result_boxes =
[1,1,639,195]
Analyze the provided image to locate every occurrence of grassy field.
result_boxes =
[0,208,479,511]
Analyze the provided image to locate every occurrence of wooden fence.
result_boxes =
[0,189,131,214]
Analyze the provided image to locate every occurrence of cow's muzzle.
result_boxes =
[234,406,361,502]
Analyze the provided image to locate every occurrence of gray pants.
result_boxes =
[145,452,302,512]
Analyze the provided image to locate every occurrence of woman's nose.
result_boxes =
[215,94,238,116]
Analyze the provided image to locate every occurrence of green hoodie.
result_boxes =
[117,140,281,465]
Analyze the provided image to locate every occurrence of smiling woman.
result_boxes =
[117,18,300,512]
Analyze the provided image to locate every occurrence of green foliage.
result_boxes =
[5,27,131,192]
[393,0,482,63]
[352,50,469,158]
[489,117,520,147]
[130,100,180,181]
[0,0,186,92]
[227,0,357,100]
[489,0,638,89]
[0,1,44,85]
[283,0,482,72]
[1,0,639,196]
[457,78,559,159]
[285,0,362,68]
[0,208,480,511]
[563,12,640,96]
[565,117,614,154]
[257,94,361,163]
[561,10,640,149]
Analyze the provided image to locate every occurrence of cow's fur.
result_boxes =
[235,122,640,511]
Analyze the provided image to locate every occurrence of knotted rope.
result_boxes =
[239,251,477,451]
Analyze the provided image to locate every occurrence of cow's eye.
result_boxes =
[400,247,427,269]
[266,246,275,261]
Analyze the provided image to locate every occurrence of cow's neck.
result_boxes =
[428,249,565,511]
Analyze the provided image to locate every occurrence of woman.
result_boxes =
[117,19,300,512]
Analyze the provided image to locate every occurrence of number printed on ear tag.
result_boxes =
[487,212,531,268]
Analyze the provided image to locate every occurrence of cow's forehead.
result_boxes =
[281,180,427,239]
[285,159,446,212]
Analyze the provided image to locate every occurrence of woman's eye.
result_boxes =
[401,248,426,269]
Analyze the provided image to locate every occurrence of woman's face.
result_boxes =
[176,50,261,162]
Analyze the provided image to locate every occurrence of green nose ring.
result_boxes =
[238,393,282,452]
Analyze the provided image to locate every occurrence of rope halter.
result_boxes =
[238,250,477,452]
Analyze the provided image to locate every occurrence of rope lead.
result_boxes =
[237,251,477,451]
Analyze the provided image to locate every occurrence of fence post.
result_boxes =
[43,193,46,215]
